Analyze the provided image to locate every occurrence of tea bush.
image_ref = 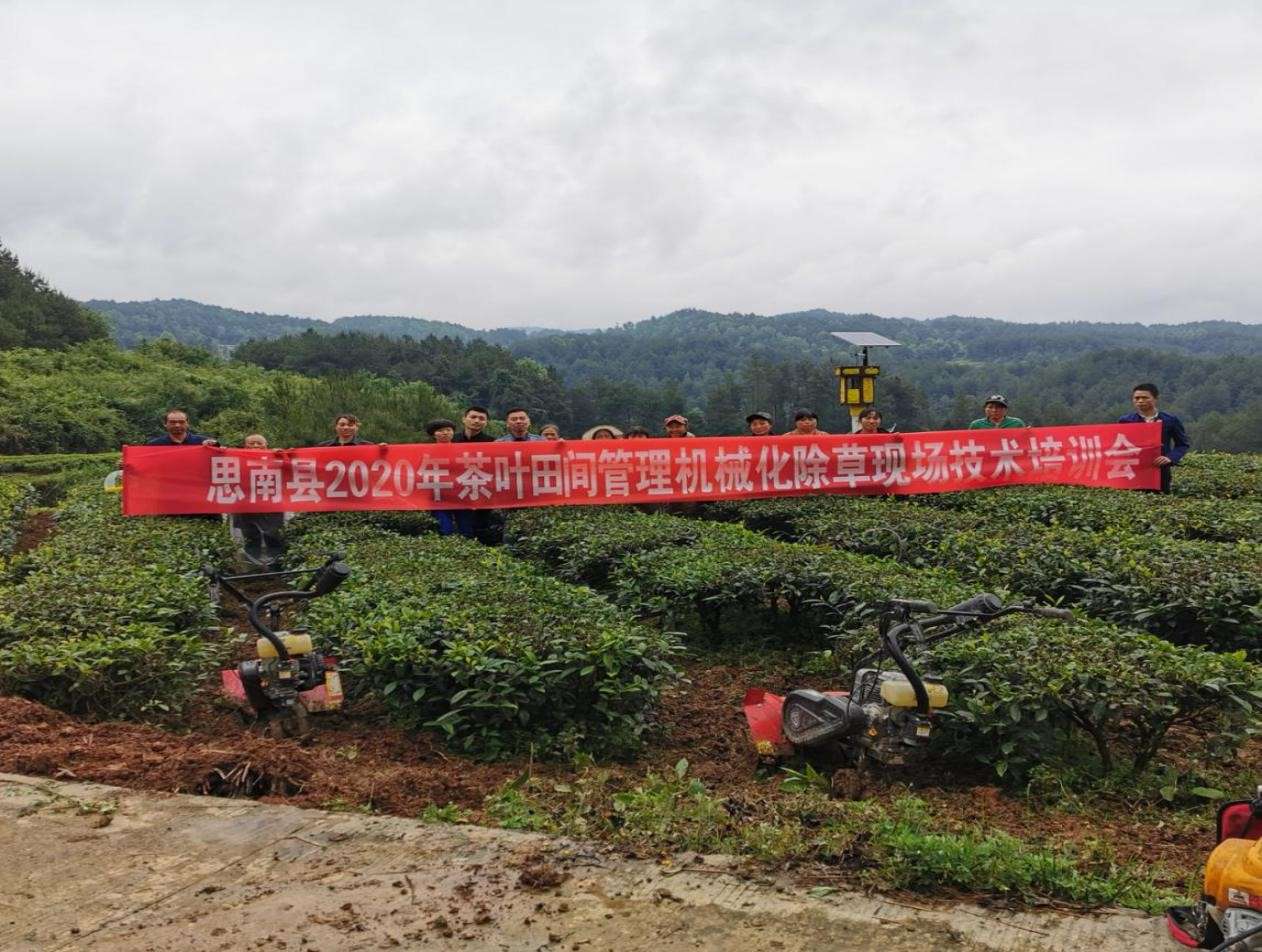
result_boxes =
[0,452,120,504]
[507,507,702,587]
[284,509,439,552]
[1171,452,1262,500]
[610,524,837,636]
[712,486,1259,553]
[508,507,969,642]
[0,626,218,719]
[925,618,1262,780]
[0,488,234,718]
[912,484,1260,544]
[301,532,680,758]
[937,529,1262,651]
[702,492,1260,650]
[0,479,36,557]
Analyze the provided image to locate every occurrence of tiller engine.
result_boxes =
[744,593,1073,792]
[210,555,350,738]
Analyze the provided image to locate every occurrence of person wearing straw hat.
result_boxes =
[581,424,624,440]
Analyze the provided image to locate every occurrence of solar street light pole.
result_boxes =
[830,332,901,431]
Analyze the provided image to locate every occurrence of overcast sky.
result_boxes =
[3,2,1260,328]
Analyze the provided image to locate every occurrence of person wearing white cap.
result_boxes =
[968,394,1027,429]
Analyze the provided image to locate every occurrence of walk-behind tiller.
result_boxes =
[744,593,1073,795]
[1167,786,1262,951]
[209,555,350,739]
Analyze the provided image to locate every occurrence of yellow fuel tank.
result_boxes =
[1205,837,1262,912]
[879,677,948,709]
[256,633,313,659]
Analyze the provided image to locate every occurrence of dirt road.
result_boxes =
[0,773,1169,951]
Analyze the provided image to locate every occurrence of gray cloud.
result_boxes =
[2,1,1259,326]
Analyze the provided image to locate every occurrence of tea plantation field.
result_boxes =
[1,450,1259,911]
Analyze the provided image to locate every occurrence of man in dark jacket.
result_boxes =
[1118,383,1190,493]
[452,406,498,542]
[318,413,372,446]
[496,407,545,442]
[147,408,218,446]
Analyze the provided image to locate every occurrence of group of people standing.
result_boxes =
[144,378,1190,560]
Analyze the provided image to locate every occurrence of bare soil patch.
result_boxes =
[12,509,55,555]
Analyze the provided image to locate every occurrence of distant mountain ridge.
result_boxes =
[86,298,1261,367]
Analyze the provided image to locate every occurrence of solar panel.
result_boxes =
[830,332,901,347]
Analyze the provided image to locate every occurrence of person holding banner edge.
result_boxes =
[1118,383,1189,494]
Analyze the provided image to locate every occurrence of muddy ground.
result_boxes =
[0,648,1232,893]
[0,773,1169,952]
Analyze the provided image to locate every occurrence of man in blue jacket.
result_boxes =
[1118,383,1190,493]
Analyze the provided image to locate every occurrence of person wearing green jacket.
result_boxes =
[968,394,1027,429]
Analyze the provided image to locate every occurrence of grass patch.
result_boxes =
[481,764,1181,912]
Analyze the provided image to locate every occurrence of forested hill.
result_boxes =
[507,309,1262,385]
[87,299,487,349]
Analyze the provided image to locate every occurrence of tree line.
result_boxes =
[236,329,1262,450]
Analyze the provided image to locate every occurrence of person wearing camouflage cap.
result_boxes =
[663,414,693,437]
[968,394,1027,429]
[745,411,774,436]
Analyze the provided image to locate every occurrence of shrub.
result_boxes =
[936,528,1262,650]
[0,478,36,557]
[0,452,120,504]
[507,506,702,587]
[0,487,233,718]
[509,506,969,643]
[1172,452,1262,500]
[0,626,219,720]
[302,533,680,758]
[610,524,833,636]
[927,618,1262,780]
[719,494,1261,650]
[912,483,1260,545]
[285,509,439,554]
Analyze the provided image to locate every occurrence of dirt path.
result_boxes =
[0,773,1168,952]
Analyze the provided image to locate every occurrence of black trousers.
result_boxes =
[232,513,286,564]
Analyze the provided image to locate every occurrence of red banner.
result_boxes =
[121,424,1162,516]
